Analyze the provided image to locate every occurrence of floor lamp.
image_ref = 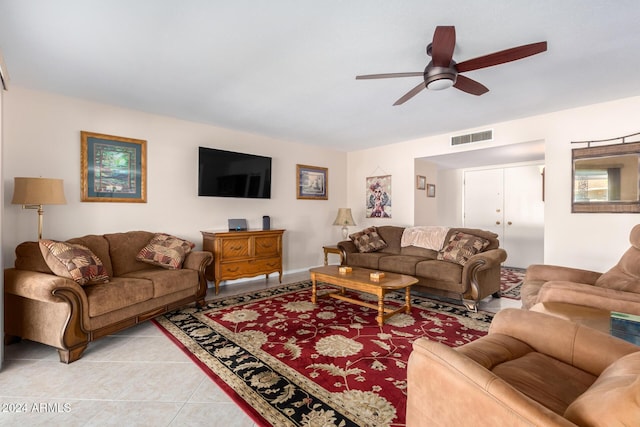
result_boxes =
[12,177,67,240]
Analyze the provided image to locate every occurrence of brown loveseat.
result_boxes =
[406,308,640,426]
[521,224,640,315]
[4,231,213,363]
[337,225,507,311]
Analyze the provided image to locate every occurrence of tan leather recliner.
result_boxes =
[521,224,640,315]
[406,308,640,427]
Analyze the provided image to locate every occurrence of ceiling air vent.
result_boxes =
[451,129,493,146]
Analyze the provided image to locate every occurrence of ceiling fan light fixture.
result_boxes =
[424,65,457,91]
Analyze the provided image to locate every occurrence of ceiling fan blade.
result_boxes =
[431,26,456,67]
[356,72,423,80]
[453,74,489,96]
[393,81,426,105]
[456,41,547,73]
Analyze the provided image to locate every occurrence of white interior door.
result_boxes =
[464,168,504,240]
[503,165,544,268]
[464,165,544,269]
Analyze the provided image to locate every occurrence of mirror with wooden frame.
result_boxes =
[572,141,640,213]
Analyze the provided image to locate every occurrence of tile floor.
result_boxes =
[0,270,521,426]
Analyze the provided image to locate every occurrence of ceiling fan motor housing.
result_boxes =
[424,62,457,90]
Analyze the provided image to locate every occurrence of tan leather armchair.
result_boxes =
[406,308,640,426]
[521,224,640,316]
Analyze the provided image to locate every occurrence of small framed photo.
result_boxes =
[296,164,328,200]
[426,183,436,198]
[81,131,147,203]
[416,175,426,190]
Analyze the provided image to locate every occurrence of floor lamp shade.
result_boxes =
[12,177,66,239]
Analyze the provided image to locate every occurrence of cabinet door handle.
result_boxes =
[230,245,243,250]
[507,221,513,225]
[496,221,501,225]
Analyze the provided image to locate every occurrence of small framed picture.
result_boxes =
[81,131,147,203]
[426,184,436,198]
[416,175,426,190]
[296,164,328,200]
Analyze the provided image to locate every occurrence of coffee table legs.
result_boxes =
[311,273,317,304]
[405,286,412,314]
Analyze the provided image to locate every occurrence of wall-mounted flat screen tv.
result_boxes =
[198,147,272,198]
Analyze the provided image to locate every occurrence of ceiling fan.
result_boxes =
[356,26,547,105]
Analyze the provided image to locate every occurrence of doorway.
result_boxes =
[464,163,544,268]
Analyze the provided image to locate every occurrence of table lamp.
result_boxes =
[12,177,67,239]
[333,208,356,239]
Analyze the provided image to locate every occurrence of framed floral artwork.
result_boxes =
[81,131,147,203]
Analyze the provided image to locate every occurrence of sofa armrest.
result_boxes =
[407,336,573,427]
[488,308,639,376]
[460,248,507,303]
[337,240,357,264]
[525,264,601,285]
[183,250,213,271]
[537,281,640,315]
[4,268,88,306]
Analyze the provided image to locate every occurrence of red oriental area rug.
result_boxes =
[154,281,493,427]
[500,267,525,300]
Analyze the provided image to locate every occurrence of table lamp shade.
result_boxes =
[333,208,356,239]
[12,177,66,205]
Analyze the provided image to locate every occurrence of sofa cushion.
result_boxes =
[346,252,390,270]
[39,240,110,286]
[349,227,388,253]
[104,231,158,276]
[379,255,428,275]
[437,232,490,266]
[14,241,53,274]
[67,234,114,278]
[492,352,596,416]
[136,233,195,269]
[123,268,198,298]
[83,277,154,317]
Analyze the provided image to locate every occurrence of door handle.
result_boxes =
[507,221,513,225]
[496,221,501,225]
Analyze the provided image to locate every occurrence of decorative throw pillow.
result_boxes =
[437,232,490,266]
[39,240,110,286]
[349,227,388,253]
[136,233,195,269]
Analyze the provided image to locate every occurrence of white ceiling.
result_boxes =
[2,0,640,154]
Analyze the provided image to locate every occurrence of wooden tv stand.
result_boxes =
[201,229,285,294]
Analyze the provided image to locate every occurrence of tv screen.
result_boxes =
[198,147,272,198]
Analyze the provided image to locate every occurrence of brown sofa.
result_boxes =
[406,308,640,426]
[521,224,640,315]
[337,225,507,311]
[4,231,213,363]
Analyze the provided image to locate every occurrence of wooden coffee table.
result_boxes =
[309,265,418,326]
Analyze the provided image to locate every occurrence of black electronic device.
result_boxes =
[228,218,248,231]
[198,147,272,198]
[262,215,270,230]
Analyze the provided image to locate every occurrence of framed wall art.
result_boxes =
[366,175,392,218]
[427,183,436,198]
[416,175,426,190]
[81,131,147,203]
[296,164,328,200]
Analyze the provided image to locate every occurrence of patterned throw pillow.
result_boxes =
[39,240,110,286]
[349,227,388,253]
[136,233,195,269]
[437,232,490,266]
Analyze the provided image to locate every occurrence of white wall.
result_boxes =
[413,159,438,225]
[347,96,640,272]
[2,87,348,274]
